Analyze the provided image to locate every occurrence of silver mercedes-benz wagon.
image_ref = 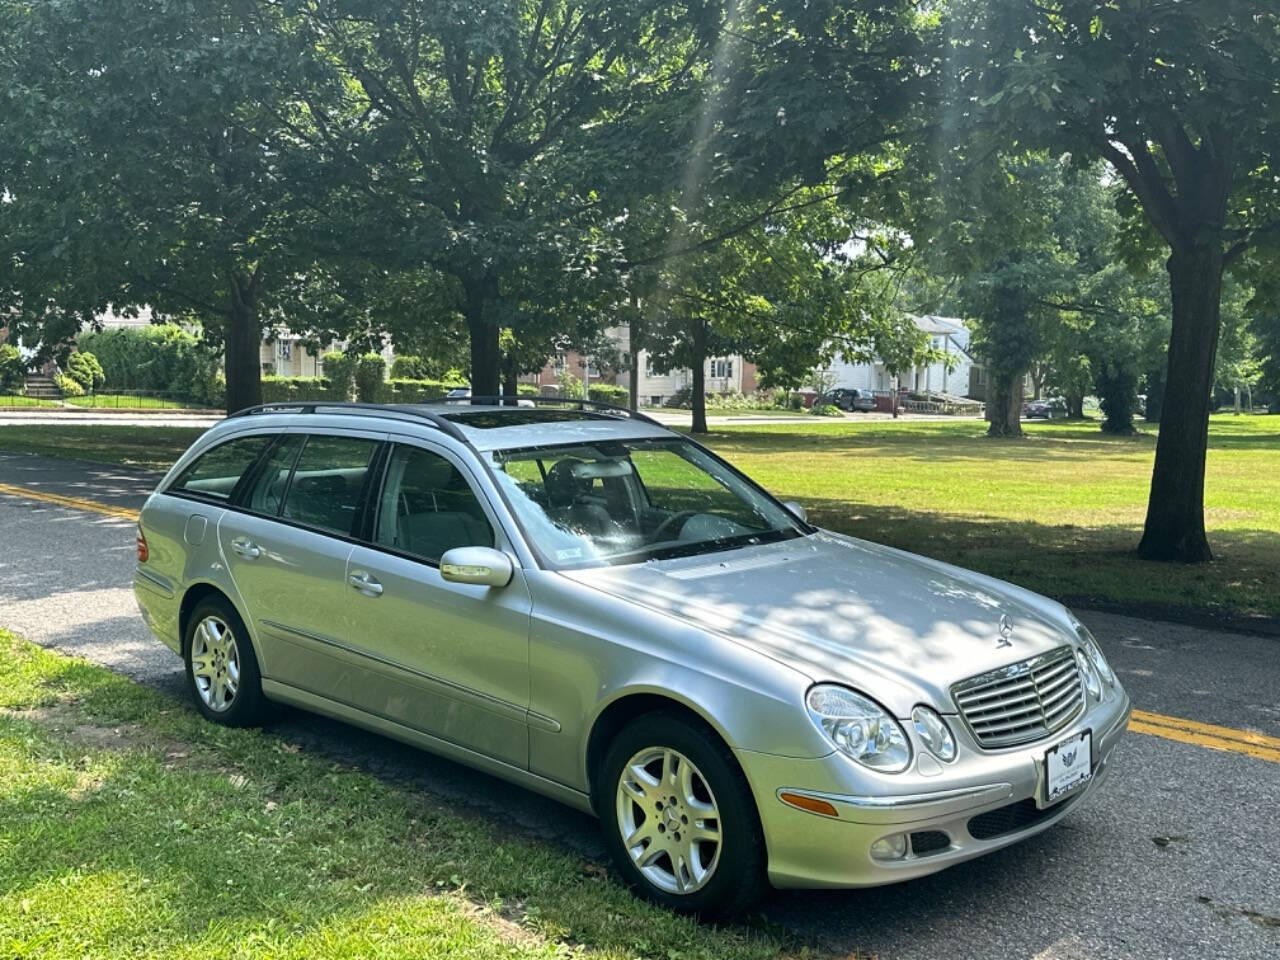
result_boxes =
[134,400,1130,915]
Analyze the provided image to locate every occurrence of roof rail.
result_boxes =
[226,401,472,444]
[449,395,664,427]
[226,397,665,438]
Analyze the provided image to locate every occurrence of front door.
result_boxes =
[342,441,532,767]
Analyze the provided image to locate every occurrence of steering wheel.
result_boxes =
[650,509,698,544]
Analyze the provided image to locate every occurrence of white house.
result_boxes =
[824,315,975,398]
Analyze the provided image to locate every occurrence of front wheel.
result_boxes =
[598,712,767,917]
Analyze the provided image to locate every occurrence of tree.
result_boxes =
[949,0,1280,559]
[0,0,338,411]
[643,193,923,433]
[931,156,1109,437]
[289,0,714,396]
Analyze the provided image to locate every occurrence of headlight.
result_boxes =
[911,705,957,761]
[806,685,911,773]
[1075,649,1101,700]
[1071,619,1115,688]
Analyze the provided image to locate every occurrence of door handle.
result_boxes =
[230,536,261,559]
[348,570,383,596]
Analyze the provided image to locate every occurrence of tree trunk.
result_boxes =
[501,351,518,405]
[462,278,501,398]
[1138,246,1224,563]
[690,318,708,434]
[627,294,641,412]
[1066,393,1084,419]
[223,276,261,414]
[987,370,1024,437]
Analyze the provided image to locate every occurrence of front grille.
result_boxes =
[909,831,951,856]
[967,795,1078,841]
[952,646,1084,748]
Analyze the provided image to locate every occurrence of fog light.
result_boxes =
[870,833,908,861]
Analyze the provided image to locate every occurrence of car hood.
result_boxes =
[560,531,1078,716]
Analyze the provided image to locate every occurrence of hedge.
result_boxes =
[260,377,346,403]
[78,325,222,405]
[386,378,469,403]
[260,376,468,405]
[588,384,628,406]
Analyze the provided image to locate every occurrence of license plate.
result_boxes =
[1044,730,1092,804]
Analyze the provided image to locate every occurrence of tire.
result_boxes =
[598,711,768,917]
[183,596,268,727]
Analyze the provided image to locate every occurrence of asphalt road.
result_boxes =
[1,451,1277,959]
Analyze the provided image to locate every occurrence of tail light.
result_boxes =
[136,525,149,563]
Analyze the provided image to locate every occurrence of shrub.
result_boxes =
[0,344,25,393]
[66,351,106,391]
[518,383,540,397]
[389,355,432,379]
[811,402,843,417]
[78,325,221,404]
[787,392,805,411]
[321,351,356,400]
[588,383,628,406]
[53,372,84,397]
[354,353,387,402]
[557,370,582,399]
[664,385,693,409]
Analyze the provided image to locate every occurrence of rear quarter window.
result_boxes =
[169,435,273,501]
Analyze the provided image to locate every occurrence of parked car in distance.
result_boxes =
[1023,397,1067,419]
[133,400,1129,916]
[820,387,877,412]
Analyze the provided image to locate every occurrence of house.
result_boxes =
[966,363,1034,402]
[824,315,976,398]
[522,324,757,407]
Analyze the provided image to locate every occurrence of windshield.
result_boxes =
[486,437,807,569]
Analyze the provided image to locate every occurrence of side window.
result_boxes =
[280,435,379,536]
[169,435,272,501]
[243,435,305,516]
[375,445,494,562]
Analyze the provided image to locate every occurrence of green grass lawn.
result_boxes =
[64,393,209,409]
[0,423,204,471]
[0,630,804,960]
[0,394,57,408]
[0,414,1276,619]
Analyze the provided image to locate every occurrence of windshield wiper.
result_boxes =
[606,528,796,566]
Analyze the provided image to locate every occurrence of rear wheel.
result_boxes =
[598,712,767,917]
[183,597,267,726]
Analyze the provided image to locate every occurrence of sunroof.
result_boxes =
[440,409,616,429]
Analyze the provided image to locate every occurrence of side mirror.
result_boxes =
[440,546,514,587]
[782,500,808,523]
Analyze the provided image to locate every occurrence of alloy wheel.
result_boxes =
[190,615,240,712]
[615,746,723,895]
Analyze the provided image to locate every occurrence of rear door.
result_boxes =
[341,440,533,767]
[218,430,384,697]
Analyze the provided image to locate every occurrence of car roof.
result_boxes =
[216,400,675,454]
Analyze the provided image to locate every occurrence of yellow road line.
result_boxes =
[0,482,139,521]
[1131,709,1280,763]
[2,479,1279,764]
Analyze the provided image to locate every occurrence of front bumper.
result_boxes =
[737,691,1131,889]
